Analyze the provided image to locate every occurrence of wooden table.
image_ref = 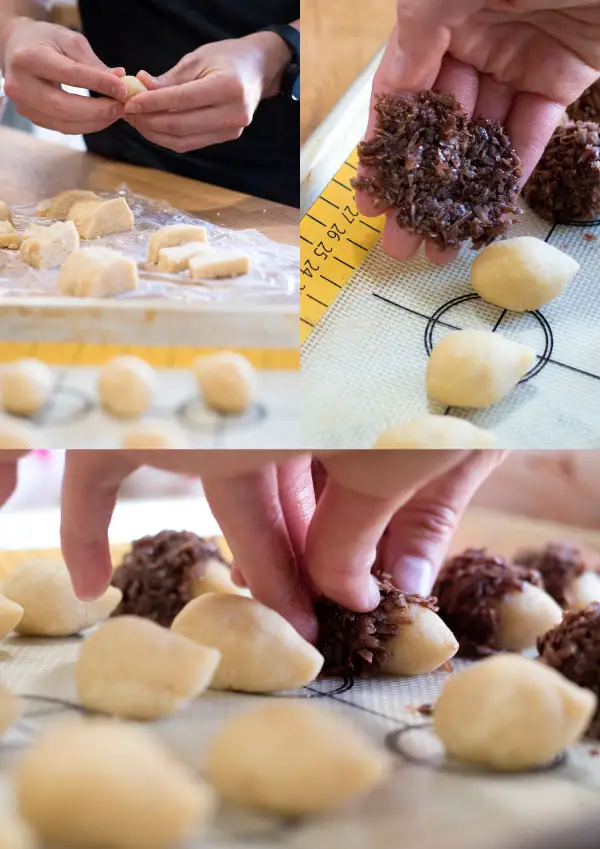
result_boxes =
[301,0,396,144]
[0,127,298,245]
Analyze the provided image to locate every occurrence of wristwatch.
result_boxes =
[260,24,300,102]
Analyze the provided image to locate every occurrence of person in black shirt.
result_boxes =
[0,1,299,206]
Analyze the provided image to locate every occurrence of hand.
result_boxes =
[122,31,291,153]
[0,450,30,506]
[356,0,600,266]
[3,18,128,134]
[59,449,505,642]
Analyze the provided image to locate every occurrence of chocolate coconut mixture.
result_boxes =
[567,83,600,123]
[514,542,587,608]
[316,573,437,677]
[352,91,523,249]
[525,122,600,222]
[538,604,600,738]
[111,530,227,627]
[433,549,543,658]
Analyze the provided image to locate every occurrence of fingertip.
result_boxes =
[137,70,162,89]
[425,240,460,266]
[63,538,113,601]
[355,186,381,218]
[381,215,422,261]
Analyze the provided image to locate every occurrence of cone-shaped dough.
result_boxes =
[471,236,580,312]
[37,189,101,219]
[0,819,36,849]
[381,605,459,676]
[426,330,536,408]
[434,654,596,770]
[373,415,495,449]
[15,719,214,849]
[171,594,323,692]
[0,683,21,734]
[494,582,563,651]
[0,594,24,639]
[189,558,249,597]
[206,701,391,815]
[76,616,221,720]
[566,571,600,610]
[122,75,147,99]
[2,559,121,637]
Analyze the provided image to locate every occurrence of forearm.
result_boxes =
[0,0,49,65]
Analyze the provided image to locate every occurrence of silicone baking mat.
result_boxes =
[1,544,600,849]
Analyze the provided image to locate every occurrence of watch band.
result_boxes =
[259,24,300,101]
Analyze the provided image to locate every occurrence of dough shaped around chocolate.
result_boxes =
[194,351,257,414]
[494,581,563,651]
[98,355,156,419]
[171,593,324,692]
[382,604,459,676]
[122,75,147,99]
[147,224,207,264]
[59,247,139,298]
[0,358,53,417]
[373,415,495,449]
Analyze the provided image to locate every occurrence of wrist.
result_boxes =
[242,30,292,99]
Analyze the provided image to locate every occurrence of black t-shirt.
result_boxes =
[78,1,299,207]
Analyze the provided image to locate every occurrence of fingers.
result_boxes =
[474,74,515,124]
[124,77,231,115]
[505,91,566,182]
[381,214,422,262]
[10,43,127,99]
[433,55,480,116]
[60,451,138,601]
[379,450,508,594]
[276,455,316,564]
[15,88,122,134]
[0,450,29,507]
[203,465,317,642]
[127,126,239,153]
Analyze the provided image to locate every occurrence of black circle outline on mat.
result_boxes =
[423,293,554,384]
[175,397,268,432]
[554,217,600,228]
[385,722,567,775]
[226,676,355,700]
[28,385,94,427]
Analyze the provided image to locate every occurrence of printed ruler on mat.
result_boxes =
[300,147,384,343]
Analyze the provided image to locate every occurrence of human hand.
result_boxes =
[2,18,128,134]
[0,450,30,507]
[356,0,600,266]
[60,449,505,642]
[122,31,291,153]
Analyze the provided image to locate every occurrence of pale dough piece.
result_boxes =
[121,421,186,448]
[0,221,21,250]
[147,223,207,264]
[566,571,600,610]
[0,417,38,449]
[2,558,121,637]
[0,820,37,849]
[189,558,249,598]
[37,189,101,219]
[98,355,156,419]
[433,654,596,771]
[171,593,324,693]
[76,615,221,720]
[59,247,139,298]
[206,701,391,815]
[156,241,209,273]
[373,416,495,449]
[0,683,21,734]
[426,330,536,408]
[122,75,147,99]
[493,582,563,651]
[471,236,580,312]
[381,604,458,676]
[0,594,24,639]
[16,719,214,849]
[194,351,257,414]
[68,197,134,239]
[0,359,53,417]
[188,249,251,280]
[19,220,80,270]
[0,201,11,222]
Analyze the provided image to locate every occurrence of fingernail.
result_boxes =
[127,102,142,114]
[393,556,433,596]
[367,575,381,609]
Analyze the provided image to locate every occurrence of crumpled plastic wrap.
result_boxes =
[0,185,299,304]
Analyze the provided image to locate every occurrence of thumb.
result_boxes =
[380,450,508,595]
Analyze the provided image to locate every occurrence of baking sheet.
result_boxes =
[300,67,600,449]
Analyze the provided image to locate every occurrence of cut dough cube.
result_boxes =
[426,329,536,408]
[0,200,12,222]
[0,221,22,250]
[373,415,495,449]
[194,351,257,414]
[37,189,101,219]
[122,421,186,448]
[147,224,208,264]
[98,355,156,419]
[156,242,209,273]
[68,197,134,239]
[122,75,147,99]
[19,220,80,270]
[0,358,53,417]
[59,247,138,298]
[188,250,250,280]
[0,594,24,639]
[471,237,580,312]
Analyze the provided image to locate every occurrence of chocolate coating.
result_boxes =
[514,542,587,608]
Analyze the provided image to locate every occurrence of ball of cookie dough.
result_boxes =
[121,421,186,449]
[0,683,21,734]
[206,701,391,815]
[495,581,563,652]
[0,819,37,849]
[193,351,257,414]
[171,593,324,692]
[98,355,156,419]
[373,415,495,449]
[0,359,53,417]
[426,329,536,408]
[0,594,24,640]
[16,719,215,849]
[0,417,39,449]
[2,558,121,637]
[121,75,147,99]
[471,237,580,312]
[76,615,221,720]
[434,654,596,771]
